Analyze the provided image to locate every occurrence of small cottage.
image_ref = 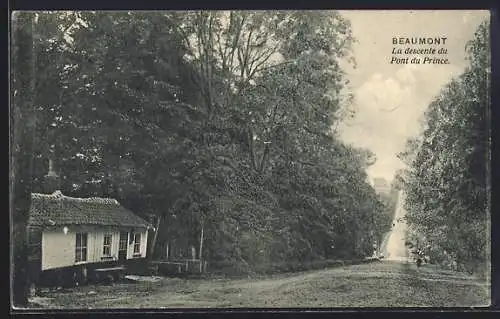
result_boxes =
[27,189,153,287]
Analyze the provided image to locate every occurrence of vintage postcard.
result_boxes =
[10,10,491,309]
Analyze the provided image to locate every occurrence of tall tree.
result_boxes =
[16,11,392,275]
[11,11,37,307]
[401,20,490,275]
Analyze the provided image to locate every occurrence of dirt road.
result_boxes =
[36,260,490,309]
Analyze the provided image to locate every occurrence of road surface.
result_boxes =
[36,260,490,308]
[382,189,410,261]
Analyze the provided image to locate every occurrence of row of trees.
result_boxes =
[12,11,393,305]
[397,21,490,276]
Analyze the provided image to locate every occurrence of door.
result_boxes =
[118,232,128,261]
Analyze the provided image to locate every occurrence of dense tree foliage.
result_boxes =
[13,11,392,279]
[398,21,490,276]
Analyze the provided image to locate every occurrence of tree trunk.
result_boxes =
[148,215,161,260]
[199,221,204,273]
[11,12,37,308]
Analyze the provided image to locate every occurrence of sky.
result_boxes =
[336,10,489,183]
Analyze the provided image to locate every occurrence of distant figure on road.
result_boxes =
[414,248,427,267]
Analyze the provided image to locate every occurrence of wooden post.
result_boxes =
[191,246,196,260]
[198,221,204,273]
[82,267,87,283]
[28,283,36,298]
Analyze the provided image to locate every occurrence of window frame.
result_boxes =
[133,232,141,256]
[102,233,113,257]
[75,232,88,263]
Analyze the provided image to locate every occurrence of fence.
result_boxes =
[149,259,208,276]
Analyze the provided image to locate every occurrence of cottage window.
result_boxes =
[103,234,112,257]
[75,233,88,262]
[119,232,128,251]
[133,233,141,255]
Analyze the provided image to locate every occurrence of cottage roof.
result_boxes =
[28,190,152,229]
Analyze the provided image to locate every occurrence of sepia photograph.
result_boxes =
[10,10,491,309]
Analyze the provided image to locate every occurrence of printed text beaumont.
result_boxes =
[392,37,448,45]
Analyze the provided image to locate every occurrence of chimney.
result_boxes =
[43,150,60,194]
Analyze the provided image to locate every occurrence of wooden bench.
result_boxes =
[149,261,188,274]
[93,266,126,282]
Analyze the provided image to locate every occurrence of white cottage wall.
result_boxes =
[41,230,75,270]
[42,227,149,271]
[141,230,148,258]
